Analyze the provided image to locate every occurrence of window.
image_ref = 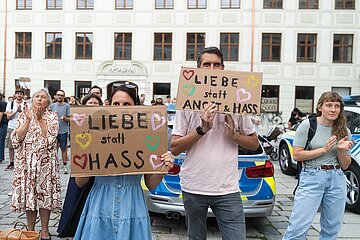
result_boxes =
[15,32,32,58]
[335,0,355,9]
[17,0,32,10]
[15,79,31,97]
[75,81,92,98]
[154,33,172,61]
[188,0,206,9]
[114,33,132,60]
[155,0,174,9]
[77,0,94,9]
[46,0,63,9]
[116,0,133,9]
[263,0,282,8]
[76,33,93,59]
[261,33,281,62]
[45,33,62,59]
[297,33,317,62]
[221,0,240,8]
[333,34,353,63]
[299,0,318,9]
[295,86,314,113]
[261,85,279,113]
[220,33,239,61]
[153,83,171,100]
[345,110,360,134]
[186,33,205,61]
[331,87,351,97]
[44,80,61,98]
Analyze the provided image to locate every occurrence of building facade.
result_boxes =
[0,0,359,118]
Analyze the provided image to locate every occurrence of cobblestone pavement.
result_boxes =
[1,153,359,240]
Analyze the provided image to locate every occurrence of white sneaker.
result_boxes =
[8,191,12,196]
[63,165,68,174]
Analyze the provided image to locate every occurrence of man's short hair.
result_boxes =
[15,89,24,94]
[56,89,66,95]
[196,46,224,68]
[89,85,102,94]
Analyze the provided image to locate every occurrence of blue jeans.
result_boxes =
[0,124,7,161]
[183,191,246,240]
[283,168,346,240]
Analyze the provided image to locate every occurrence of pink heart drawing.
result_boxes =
[236,88,252,103]
[183,69,195,81]
[73,114,86,127]
[149,154,164,170]
[151,113,166,131]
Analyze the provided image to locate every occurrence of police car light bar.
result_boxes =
[342,95,360,106]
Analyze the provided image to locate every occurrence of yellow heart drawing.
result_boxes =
[75,133,92,150]
[247,75,259,87]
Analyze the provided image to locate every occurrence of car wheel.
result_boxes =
[345,161,360,213]
[279,144,297,175]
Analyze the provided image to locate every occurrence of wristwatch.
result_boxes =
[196,126,207,136]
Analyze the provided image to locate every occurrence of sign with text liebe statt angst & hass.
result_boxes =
[176,67,263,115]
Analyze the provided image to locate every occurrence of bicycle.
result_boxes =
[259,111,283,126]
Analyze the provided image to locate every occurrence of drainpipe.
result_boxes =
[251,0,255,72]
[3,0,8,95]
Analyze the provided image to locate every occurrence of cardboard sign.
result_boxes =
[176,67,263,115]
[70,105,168,177]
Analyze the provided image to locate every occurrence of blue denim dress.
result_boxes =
[74,175,152,240]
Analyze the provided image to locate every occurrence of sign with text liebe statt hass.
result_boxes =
[176,67,263,115]
[70,105,168,177]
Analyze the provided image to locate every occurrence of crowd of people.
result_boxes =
[0,46,353,240]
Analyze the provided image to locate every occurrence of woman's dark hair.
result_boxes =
[109,82,140,106]
[81,93,103,105]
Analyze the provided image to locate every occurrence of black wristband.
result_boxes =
[196,126,206,136]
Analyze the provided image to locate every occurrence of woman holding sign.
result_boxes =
[74,82,174,240]
[10,89,60,240]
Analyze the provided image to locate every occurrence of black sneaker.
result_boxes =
[5,164,14,171]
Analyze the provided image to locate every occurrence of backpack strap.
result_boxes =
[305,117,317,150]
[293,117,317,195]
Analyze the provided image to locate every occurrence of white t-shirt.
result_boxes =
[5,101,25,129]
[172,110,256,196]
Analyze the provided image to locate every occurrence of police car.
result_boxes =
[278,96,360,213]
[142,105,276,219]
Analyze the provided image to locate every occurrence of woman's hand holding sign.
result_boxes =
[161,151,175,171]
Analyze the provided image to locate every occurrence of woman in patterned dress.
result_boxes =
[74,82,174,240]
[11,89,61,240]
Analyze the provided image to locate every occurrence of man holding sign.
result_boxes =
[171,47,259,240]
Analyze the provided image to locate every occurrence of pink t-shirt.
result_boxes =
[172,110,256,196]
